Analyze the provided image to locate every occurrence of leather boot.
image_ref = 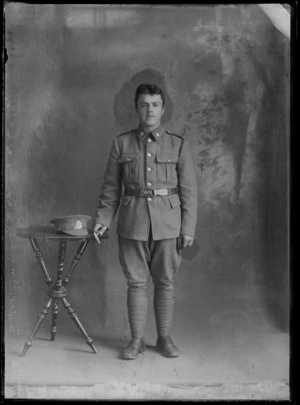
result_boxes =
[156,335,179,358]
[122,337,146,360]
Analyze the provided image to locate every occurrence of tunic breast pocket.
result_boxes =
[119,154,141,183]
[156,154,179,184]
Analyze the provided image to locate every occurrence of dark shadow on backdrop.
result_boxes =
[113,69,174,130]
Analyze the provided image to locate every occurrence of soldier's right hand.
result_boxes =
[93,223,108,235]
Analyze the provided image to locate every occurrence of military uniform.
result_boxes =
[94,125,197,343]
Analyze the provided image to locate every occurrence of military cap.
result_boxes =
[49,215,91,236]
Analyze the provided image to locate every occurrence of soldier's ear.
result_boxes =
[162,107,165,116]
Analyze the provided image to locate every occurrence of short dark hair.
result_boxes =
[135,83,165,109]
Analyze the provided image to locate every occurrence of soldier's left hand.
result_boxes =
[180,234,194,248]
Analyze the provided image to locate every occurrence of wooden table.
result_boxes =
[17,226,108,357]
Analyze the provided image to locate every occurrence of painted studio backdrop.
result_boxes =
[6,3,289,366]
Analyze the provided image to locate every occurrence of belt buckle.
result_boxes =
[156,189,168,196]
[140,188,154,197]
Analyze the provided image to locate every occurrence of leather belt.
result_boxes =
[124,187,178,198]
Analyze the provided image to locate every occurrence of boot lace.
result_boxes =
[128,337,143,349]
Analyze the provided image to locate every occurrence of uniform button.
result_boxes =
[147,167,151,172]
[147,197,152,202]
[156,133,159,137]
[167,158,171,162]
[148,138,152,143]
[147,182,152,186]
[147,153,151,157]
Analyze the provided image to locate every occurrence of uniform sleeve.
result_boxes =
[177,138,198,238]
[93,138,123,228]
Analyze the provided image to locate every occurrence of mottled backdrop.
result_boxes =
[5,4,289,349]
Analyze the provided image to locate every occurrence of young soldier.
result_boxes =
[93,83,197,359]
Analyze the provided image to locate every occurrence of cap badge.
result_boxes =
[75,220,83,230]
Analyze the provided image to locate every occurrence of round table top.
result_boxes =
[17,226,109,241]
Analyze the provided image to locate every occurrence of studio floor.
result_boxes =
[5,303,289,400]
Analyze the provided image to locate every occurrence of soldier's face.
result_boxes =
[136,94,165,130]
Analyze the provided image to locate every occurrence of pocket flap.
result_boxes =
[156,154,179,163]
[168,194,181,208]
[119,154,141,163]
[120,195,133,206]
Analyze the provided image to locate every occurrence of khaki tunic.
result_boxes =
[94,126,198,241]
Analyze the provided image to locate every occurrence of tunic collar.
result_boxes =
[136,125,165,141]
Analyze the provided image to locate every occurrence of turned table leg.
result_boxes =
[20,298,52,357]
[30,238,52,286]
[62,297,97,354]
[50,299,59,341]
[63,240,89,286]
[48,240,67,340]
